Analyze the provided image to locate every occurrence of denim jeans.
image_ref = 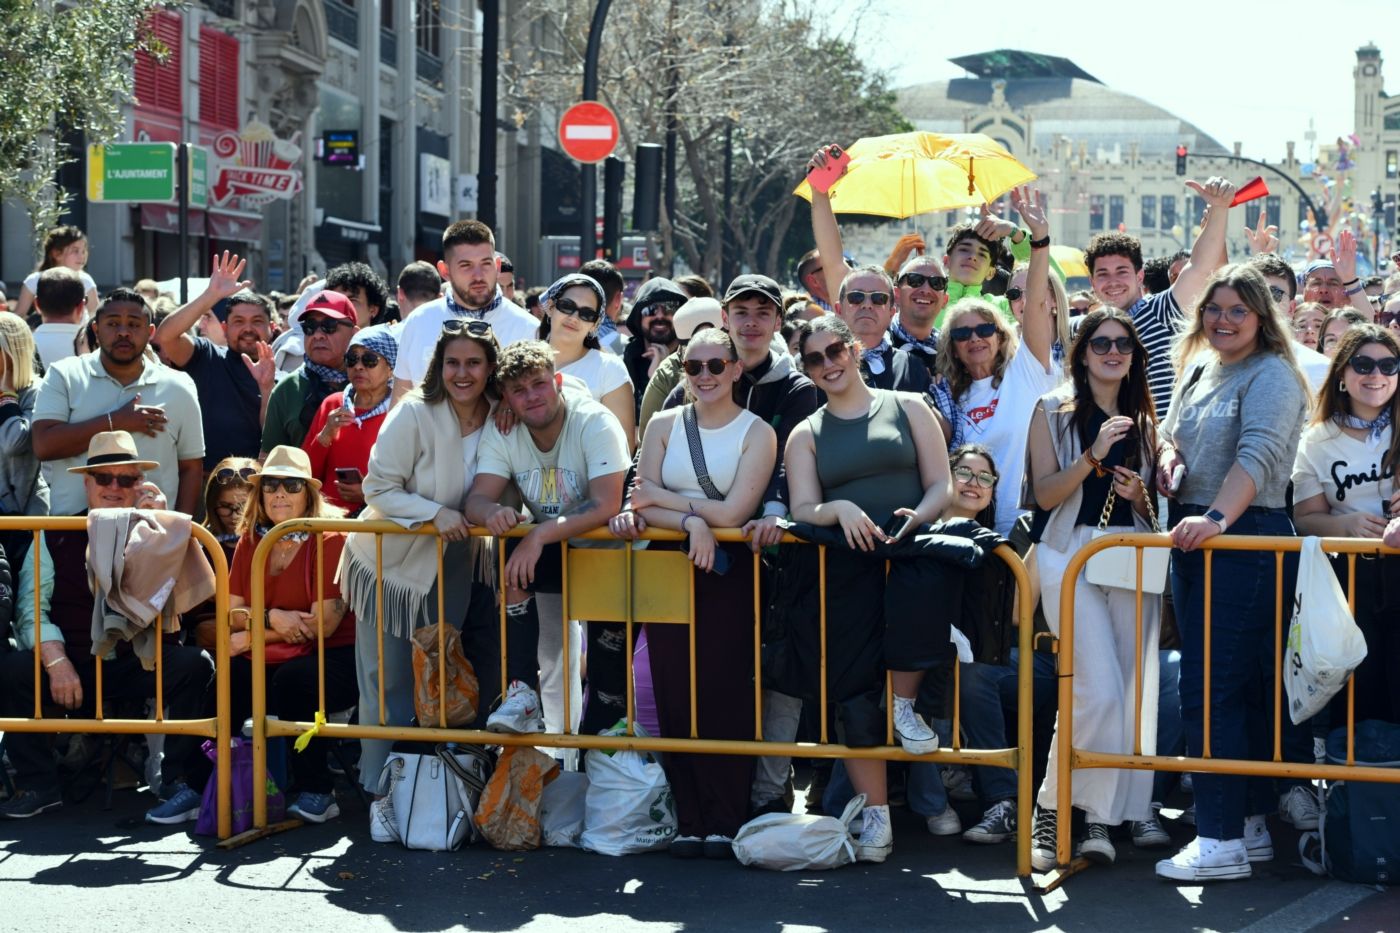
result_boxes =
[823,755,950,819]
[956,653,1057,804]
[1172,507,1309,841]
[1153,650,1184,802]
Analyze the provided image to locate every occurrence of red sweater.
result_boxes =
[301,391,387,512]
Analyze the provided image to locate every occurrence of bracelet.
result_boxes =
[680,511,699,534]
[44,656,67,669]
[1345,283,1366,296]
[1342,277,1360,287]
[1083,450,1106,476]
[1029,235,1051,250]
[0,391,18,403]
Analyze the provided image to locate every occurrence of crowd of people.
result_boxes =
[0,155,1397,881]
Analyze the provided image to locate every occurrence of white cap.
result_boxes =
[673,297,724,341]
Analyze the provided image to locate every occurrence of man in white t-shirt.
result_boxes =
[32,268,88,370]
[465,341,628,737]
[393,220,538,401]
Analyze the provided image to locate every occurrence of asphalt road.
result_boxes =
[0,771,1392,933]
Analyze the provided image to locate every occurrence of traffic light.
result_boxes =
[602,156,624,260]
[1176,145,1188,177]
[633,144,662,231]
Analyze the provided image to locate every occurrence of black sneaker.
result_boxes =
[0,787,62,819]
[1076,821,1116,865]
[703,834,735,860]
[962,798,1016,844]
[669,835,703,859]
[1031,807,1058,871]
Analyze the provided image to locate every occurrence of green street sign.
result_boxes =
[188,145,209,208]
[86,143,176,203]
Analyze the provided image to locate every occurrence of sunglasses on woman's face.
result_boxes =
[261,477,307,494]
[1005,286,1024,302]
[898,273,947,292]
[554,296,601,323]
[214,498,246,514]
[344,351,382,369]
[1348,354,1400,376]
[801,342,850,370]
[90,471,141,489]
[1087,336,1134,355]
[214,466,257,486]
[844,290,892,307]
[301,318,348,336]
[442,319,494,337]
[950,322,998,342]
[952,465,997,489]
[682,358,730,377]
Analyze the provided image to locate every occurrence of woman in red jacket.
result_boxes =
[303,325,397,513]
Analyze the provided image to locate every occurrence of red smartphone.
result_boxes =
[335,467,363,485]
[807,145,851,195]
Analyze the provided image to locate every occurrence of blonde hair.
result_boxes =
[1173,263,1308,393]
[0,311,37,390]
[935,297,1019,400]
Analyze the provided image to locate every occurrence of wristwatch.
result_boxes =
[1203,509,1228,533]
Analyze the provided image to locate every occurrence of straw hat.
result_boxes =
[253,445,321,490]
[67,430,159,474]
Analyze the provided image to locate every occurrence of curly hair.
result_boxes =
[495,339,557,387]
[1085,232,1144,274]
[935,297,1019,400]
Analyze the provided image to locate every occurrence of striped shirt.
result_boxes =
[1129,290,1184,419]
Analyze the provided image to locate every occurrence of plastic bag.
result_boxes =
[580,722,677,856]
[1285,538,1368,725]
[474,746,558,851]
[540,771,589,847]
[732,793,865,870]
[411,623,479,728]
[195,737,284,836]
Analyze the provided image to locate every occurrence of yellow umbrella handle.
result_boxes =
[968,156,976,196]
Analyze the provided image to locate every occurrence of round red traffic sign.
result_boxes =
[558,101,620,164]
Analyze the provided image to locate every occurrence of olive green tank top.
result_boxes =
[808,390,923,524]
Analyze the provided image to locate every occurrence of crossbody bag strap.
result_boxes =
[682,404,725,501]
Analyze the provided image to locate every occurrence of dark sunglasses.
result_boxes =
[90,471,141,489]
[1005,286,1024,302]
[498,261,514,274]
[213,499,245,513]
[261,477,307,494]
[845,290,892,307]
[643,301,681,317]
[301,317,349,336]
[554,296,601,323]
[344,351,383,368]
[1088,336,1135,355]
[682,358,730,377]
[801,342,850,370]
[214,466,258,485]
[950,322,999,342]
[442,319,494,337]
[899,273,947,292]
[952,465,997,488]
[1348,354,1400,376]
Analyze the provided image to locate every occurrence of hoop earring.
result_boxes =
[1338,381,1348,394]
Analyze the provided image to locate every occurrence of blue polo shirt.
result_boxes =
[180,337,265,469]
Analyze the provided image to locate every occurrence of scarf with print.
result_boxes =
[1336,407,1393,444]
[342,388,391,428]
[890,319,939,357]
[303,359,348,389]
[256,524,309,544]
[445,286,503,319]
[861,337,892,376]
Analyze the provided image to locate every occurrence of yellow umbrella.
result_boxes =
[793,131,1036,218]
[1050,244,1088,280]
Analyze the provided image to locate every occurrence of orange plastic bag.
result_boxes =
[473,747,559,850]
[411,623,479,728]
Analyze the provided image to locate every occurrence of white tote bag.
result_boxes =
[1085,474,1169,594]
[378,743,494,851]
[1285,537,1369,724]
[580,724,677,856]
[731,794,866,871]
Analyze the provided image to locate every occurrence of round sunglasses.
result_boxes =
[554,296,601,324]
[950,322,998,342]
[682,358,731,377]
[1349,354,1400,377]
[214,466,258,486]
[442,318,494,338]
[344,350,383,368]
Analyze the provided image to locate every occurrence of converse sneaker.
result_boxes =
[1155,836,1251,882]
[487,680,545,735]
[1243,814,1274,862]
[856,804,893,863]
[892,697,938,755]
[144,784,202,825]
[1131,810,1171,848]
[962,798,1016,844]
[1279,786,1320,831]
[926,806,962,837]
[369,797,397,843]
[1077,822,1116,864]
[1031,807,1058,872]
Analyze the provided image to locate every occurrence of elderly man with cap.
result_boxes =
[638,295,724,440]
[1299,233,1376,319]
[302,324,398,513]
[0,431,215,821]
[621,276,691,416]
[261,290,360,455]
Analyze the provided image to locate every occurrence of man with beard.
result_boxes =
[394,220,539,399]
[32,289,204,514]
[260,291,360,454]
[154,251,277,469]
[621,277,690,416]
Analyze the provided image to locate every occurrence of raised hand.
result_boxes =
[1009,186,1049,240]
[1184,176,1238,211]
[1243,211,1279,255]
[975,202,1018,242]
[206,250,253,301]
[1331,228,1359,283]
[884,233,927,275]
[241,340,277,395]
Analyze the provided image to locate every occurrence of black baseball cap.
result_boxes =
[723,274,782,308]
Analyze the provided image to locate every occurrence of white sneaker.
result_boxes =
[487,680,545,734]
[369,797,397,843]
[856,804,893,863]
[1279,786,1320,831]
[1243,814,1273,862]
[1155,837,1251,882]
[892,697,938,755]
[925,806,962,836]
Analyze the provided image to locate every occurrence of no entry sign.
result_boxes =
[558,101,619,164]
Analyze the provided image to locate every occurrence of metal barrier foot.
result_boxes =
[216,818,304,849]
[1032,857,1092,894]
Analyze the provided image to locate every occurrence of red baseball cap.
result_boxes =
[302,290,357,322]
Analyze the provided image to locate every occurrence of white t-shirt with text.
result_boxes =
[1292,420,1393,517]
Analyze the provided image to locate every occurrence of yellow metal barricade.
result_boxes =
[1043,531,1400,889]
[0,516,233,839]
[242,519,1036,875]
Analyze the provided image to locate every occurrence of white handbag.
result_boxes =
[1085,473,1169,594]
[377,743,494,851]
[731,793,866,871]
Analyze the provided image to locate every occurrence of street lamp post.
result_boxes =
[579,0,613,264]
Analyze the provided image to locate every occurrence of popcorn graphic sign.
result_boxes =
[210,119,304,209]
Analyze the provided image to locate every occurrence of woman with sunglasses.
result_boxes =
[301,325,398,513]
[538,273,636,449]
[1293,324,1400,724]
[610,328,776,859]
[1024,308,1163,870]
[935,188,1059,534]
[1155,265,1311,882]
[224,445,354,823]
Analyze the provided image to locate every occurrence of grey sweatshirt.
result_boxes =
[1162,350,1308,510]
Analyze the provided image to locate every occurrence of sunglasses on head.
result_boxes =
[1088,335,1135,355]
[554,296,601,323]
[844,290,892,307]
[442,318,494,337]
[801,341,850,370]
[952,465,997,489]
[682,358,730,377]
[950,322,998,342]
[899,273,948,292]
[90,471,141,489]
[1348,354,1400,376]
[301,317,348,336]
[214,466,258,486]
[643,301,680,317]
[261,477,307,494]
[344,350,383,368]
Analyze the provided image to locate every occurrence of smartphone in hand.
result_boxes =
[882,512,918,544]
[808,145,851,195]
[335,467,364,485]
